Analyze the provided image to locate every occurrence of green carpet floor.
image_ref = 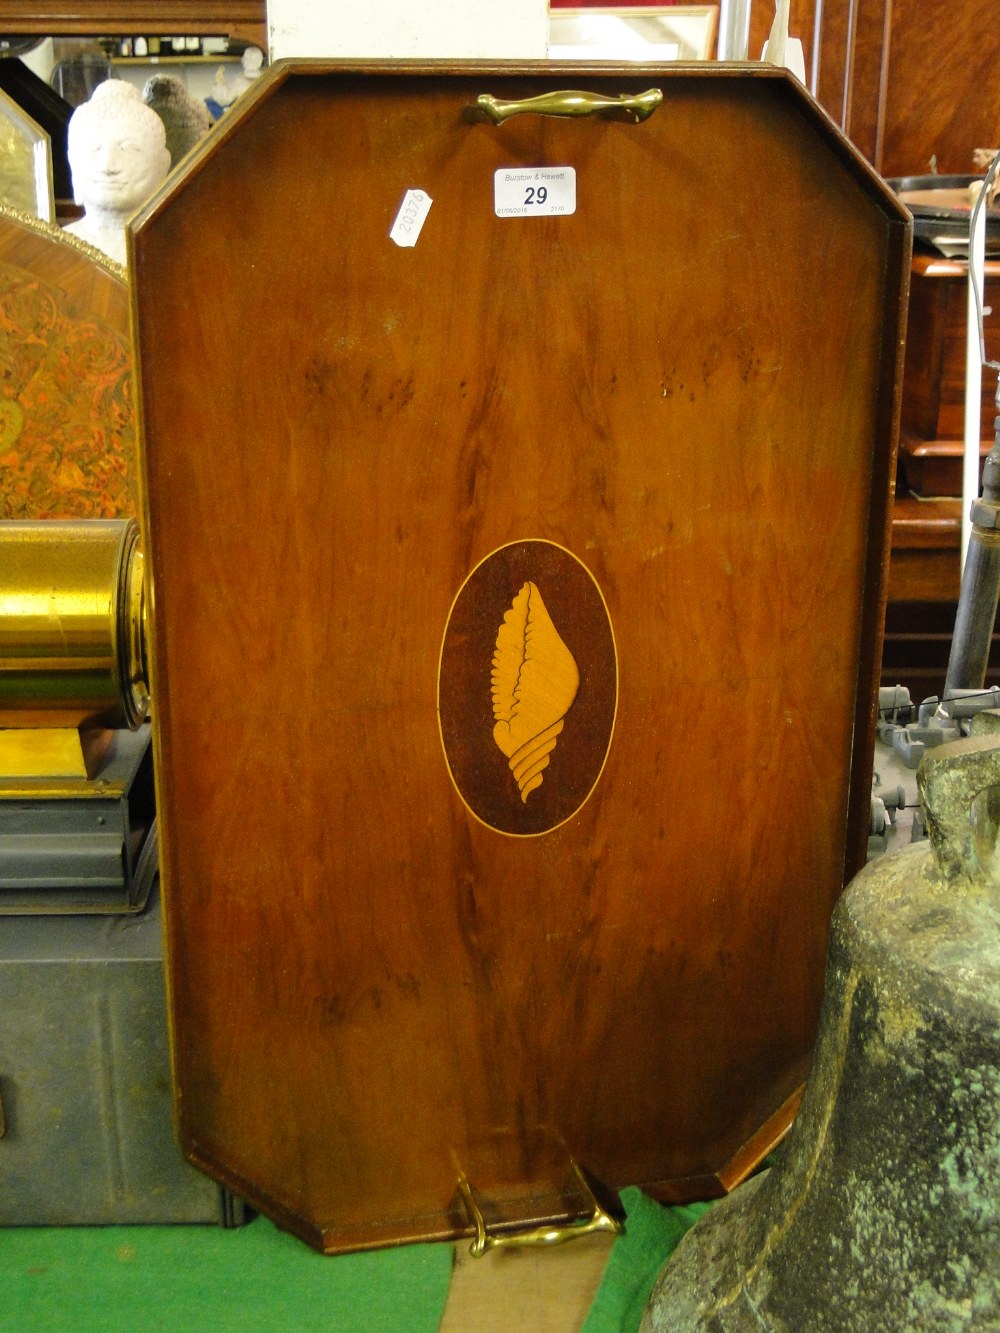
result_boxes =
[582,1188,712,1333]
[1,1215,453,1333]
[2,1188,711,1332]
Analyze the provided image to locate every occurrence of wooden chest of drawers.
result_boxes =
[899,253,1000,496]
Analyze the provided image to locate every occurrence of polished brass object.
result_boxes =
[123,544,148,723]
[0,773,129,801]
[0,724,118,789]
[0,520,148,730]
[469,88,663,125]
[457,1161,624,1257]
[0,728,90,779]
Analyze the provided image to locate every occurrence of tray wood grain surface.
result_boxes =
[131,62,910,1254]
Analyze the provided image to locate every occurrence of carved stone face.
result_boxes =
[68,81,171,217]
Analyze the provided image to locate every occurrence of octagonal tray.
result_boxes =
[130,61,910,1254]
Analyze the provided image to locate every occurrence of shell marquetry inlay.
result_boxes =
[439,540,617,837]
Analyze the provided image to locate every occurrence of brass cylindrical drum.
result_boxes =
[0,520,148,729]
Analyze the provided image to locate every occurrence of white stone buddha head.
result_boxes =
[64,79,171,265]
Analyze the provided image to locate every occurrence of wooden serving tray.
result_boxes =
[130,61,910,1254]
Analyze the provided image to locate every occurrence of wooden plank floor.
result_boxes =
[439,1233,617,1332]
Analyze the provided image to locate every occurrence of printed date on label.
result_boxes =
[494,167,576,218]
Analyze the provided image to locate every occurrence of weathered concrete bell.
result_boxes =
[643,730,1000,1332]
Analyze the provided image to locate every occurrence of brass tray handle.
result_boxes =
[457,1162,625,1257]
[468,88,663,126]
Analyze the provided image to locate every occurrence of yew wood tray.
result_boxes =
[130,61,910,1254]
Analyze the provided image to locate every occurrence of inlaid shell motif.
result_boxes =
[491,582,580,803]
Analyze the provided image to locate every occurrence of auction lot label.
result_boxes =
[494,167,576,218]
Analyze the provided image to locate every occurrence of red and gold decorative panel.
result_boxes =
[0,211,136,519]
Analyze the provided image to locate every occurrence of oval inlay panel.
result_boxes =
[438,540,617,836]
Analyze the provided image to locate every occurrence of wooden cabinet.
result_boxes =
[885,253,1000,695]
[751,0,1000,181]
[2,3,266,49]
[898,255,1000,497]
[845,0,1000,178]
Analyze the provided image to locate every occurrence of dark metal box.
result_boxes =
[0,880,243,1226]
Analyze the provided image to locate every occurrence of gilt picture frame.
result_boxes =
[0,86,55,223]
[548,5,720,62]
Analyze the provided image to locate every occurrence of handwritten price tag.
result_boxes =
[494,168,576,218]
[390,189,433,248]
